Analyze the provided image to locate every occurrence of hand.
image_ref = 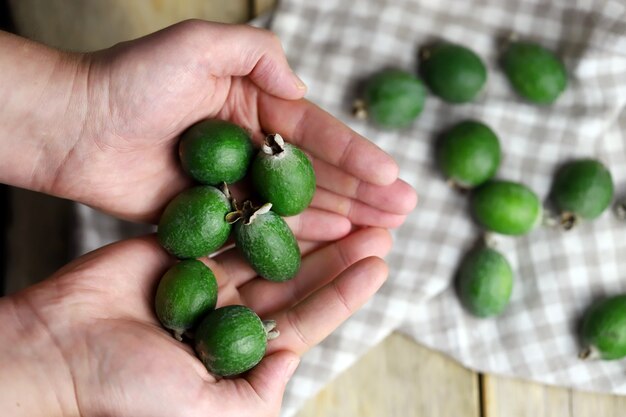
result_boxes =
[0,21,416,229]
[0,227,391,417]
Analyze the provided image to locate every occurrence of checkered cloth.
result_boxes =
[75,0,626,415]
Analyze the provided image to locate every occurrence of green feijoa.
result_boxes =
[551,159,613,227]
[420,43,487,103]
[250,134,315,217]
[579,295,626,360]
[232,202,301,282]
[355,68,426,128]
[155,259,218,340]
[195,305,278,376]
[471,180,542,236]
[502,41,567,104]
[157,186,231,259]
[437,120,501,188]
[179,119,254,185]
[456,246,513,318]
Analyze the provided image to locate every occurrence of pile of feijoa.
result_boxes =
[154,119,315,376]
[355,36,623,360]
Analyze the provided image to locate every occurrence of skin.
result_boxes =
[0,20,414,416]
[0,232,392,416]
[0,21,416,227]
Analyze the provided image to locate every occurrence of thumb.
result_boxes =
[246,351,301,408]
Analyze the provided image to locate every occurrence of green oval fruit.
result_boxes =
[456,246,513,318]
[502,41,567,104]
[420,43,487,103]
[178,119,254,185]
[551,159,613,223]
[579,295,626,360]
[471,180,542,235]
[155,259,218,340]
[195,305,276,376]
[158,186,231,259]
[358,68,426,128]
[233,202,301,282]
[251,134,316,216]
[437,120,501,188]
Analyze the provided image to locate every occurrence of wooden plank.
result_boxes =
[482,375,572,417]
[570,389,626,417]
[8,0,251,50]
[254,0,277,16]
[296,332,480,417]
[484,372,626,417]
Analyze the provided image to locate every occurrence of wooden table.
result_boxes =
[5,1,626,415]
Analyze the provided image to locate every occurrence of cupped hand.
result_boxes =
[48,20,416,226]
[0,227,392,417]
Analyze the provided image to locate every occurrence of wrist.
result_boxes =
[0,31,90,195]
[0,295,79,416]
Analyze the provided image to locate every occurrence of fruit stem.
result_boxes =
[615,200,626,220]
[263,320,280,340]
[578,345,600,360]
[560,212,578,231]
[482,232,498,248]
[446,179,470,194]
[352,99,368,120]
[172,330,183,342]
[262,133,285,156]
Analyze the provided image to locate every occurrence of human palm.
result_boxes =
[50,21,415,226]
[5,227,391,416]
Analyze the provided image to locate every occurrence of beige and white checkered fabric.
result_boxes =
[267,0,626,415]
[75,1,626,415]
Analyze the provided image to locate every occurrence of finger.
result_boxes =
[312,158,418,215]
[283,208,351,241]
[258,94,398,186]
[311,188,407,228]
[266,257,388,355]
[241,351,300,409]
[240,228,393,315]
[177,21,307,99]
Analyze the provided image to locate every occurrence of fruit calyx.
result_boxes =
[352,99,368,119]
[263,319,280,340]
[559,211,578,231]
[225,200,272,225]
[578,345,600,361]
[446,178,471,193]
[541,207,578,231]
[262,133,286,156]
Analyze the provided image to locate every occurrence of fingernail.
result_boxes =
[293,72,307,90]
[284,358,300,381]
